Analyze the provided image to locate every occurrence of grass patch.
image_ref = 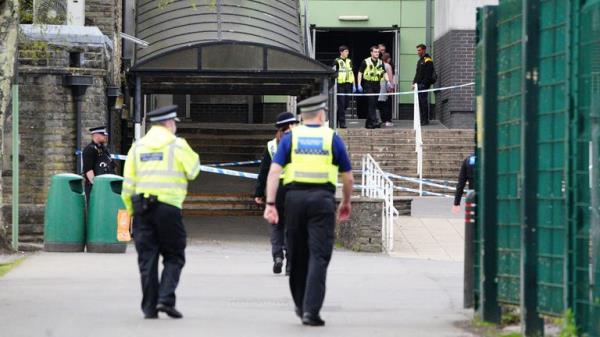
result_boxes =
[0,257,26,278]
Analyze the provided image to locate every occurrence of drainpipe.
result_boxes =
[426,0,433,48]
[11,83,19,251]
[65,75,93,174]
[106,86,121,151]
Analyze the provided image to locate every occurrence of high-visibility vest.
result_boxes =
[336,57,355,84]
[283,125,338,186]
[121,125,200,214]
[363,57,385,82]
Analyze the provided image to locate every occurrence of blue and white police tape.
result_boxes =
[337,82,475,97]
[206,160,261,167]
[383,172,457,191]
[200,165,258,179]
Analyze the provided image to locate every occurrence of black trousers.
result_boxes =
[364,81,380,127]
[285,189,336,315]
[85,182,92,205]
[336,83,352,125]
[133,202,186,316]
[271,185,287,260]
[377,98,393,123]
[418,83,430,123]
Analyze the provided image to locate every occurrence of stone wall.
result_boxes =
[336,198,412,253]
[433,30,476,129]
[2,41,111,241]
[0,0,19,250]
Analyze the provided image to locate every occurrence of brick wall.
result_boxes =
[2,42,111,240]
[86,0,116,37]
[433,30,476,129]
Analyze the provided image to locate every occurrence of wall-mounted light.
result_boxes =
[338,15,369,21]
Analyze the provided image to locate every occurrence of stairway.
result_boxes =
[337,128,475,196]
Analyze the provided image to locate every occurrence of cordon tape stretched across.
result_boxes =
[336,82,474,97]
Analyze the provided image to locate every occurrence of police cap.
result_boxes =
[297,95,328,114]
[89,126,108,135]
[147,105,181,123]
[275,112,298,128]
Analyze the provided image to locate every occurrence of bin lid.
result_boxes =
[53,173,84,180]
[93,174,124,182]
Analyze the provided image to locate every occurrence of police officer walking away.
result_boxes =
[333,45,355,129]
[452,154,475,214]
[82,126,115,202]
[357,46,392,129]
[413,44,436,125]
[121,105,200,319]
[263,95,354,326]
[254,111,299,275]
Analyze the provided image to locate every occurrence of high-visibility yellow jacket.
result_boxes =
[283,125,338,186]
[335,57,355,84]
[121,125,200,214]
[363,57,385,82]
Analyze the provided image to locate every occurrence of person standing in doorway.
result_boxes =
[121,105,200,319]
[333,45,355,129]
[255,112,299,275]
[412,44,435,125]
[263,95,353,326]
[357,46,392,129]
[82,126,116,203]
[378,53,396,127]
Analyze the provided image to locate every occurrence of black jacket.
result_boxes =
[413,53,435,87]
[454,155,475,206]
[254,148,271,198]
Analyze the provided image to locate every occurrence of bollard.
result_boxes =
[464,190,476,309]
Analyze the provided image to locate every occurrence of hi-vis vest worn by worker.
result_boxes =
[363,57,385,82]
[335,57,355,84]
[121,125,200,214]
[283,125,338,186]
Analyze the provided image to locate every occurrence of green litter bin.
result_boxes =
[86,174,127,253]
[44,173,86,252]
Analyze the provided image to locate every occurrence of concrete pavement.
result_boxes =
[0,216,473,337]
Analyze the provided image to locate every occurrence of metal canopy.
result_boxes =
[130,41,334,95]
[129,0,333,95]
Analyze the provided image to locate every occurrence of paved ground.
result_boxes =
[0,216,473,337]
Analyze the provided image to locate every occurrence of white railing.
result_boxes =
[361,154,399,253]
[413,84,424,196]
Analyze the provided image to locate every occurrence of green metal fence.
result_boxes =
[474,0,600,335]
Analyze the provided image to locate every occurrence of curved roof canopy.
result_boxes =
[130,0,333,96]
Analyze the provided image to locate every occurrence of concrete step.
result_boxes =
[183,193,263,216]
[193,145,266,154]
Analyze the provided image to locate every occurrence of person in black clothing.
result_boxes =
[413,44,435,125]
[82,126,116,203]
[255,112,299,275]
[357,46,392,129]
[452,154,476,214]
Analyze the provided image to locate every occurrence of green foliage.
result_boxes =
[558,310,578,337]
[0,257,26,277]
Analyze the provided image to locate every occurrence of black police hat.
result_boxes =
[89,126,108,135]
[275,111,298,128]
[147,105,181,123]
[297,95,328,114]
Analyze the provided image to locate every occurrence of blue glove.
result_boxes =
[357,84,363,93]
[352,84,357,93]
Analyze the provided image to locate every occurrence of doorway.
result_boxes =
[312,28,398,120]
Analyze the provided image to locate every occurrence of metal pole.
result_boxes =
[464,191,476,308]
[134,76,141,140]
[75,91,83,174]
[11,84,19,251]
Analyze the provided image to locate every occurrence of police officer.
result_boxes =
[412,43,436,125]
[263,95,354,326]
[452,154,475,214]
[357,46,392,129]
[121,105,200,319]
[82,126,115,202]
[333,45,356,129]
[254,112,298,275]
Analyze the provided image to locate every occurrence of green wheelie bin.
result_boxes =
[44,173,86,252]
[86,174,127,253]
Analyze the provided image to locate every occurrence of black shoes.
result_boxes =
[156,303,183,319]
[295,307,302,318]
[144,312,158,319]
[273,257,284,274]
[302,312,325,326]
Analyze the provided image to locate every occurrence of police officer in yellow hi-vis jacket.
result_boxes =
[121,105,200,320]
[264,95,354,326]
